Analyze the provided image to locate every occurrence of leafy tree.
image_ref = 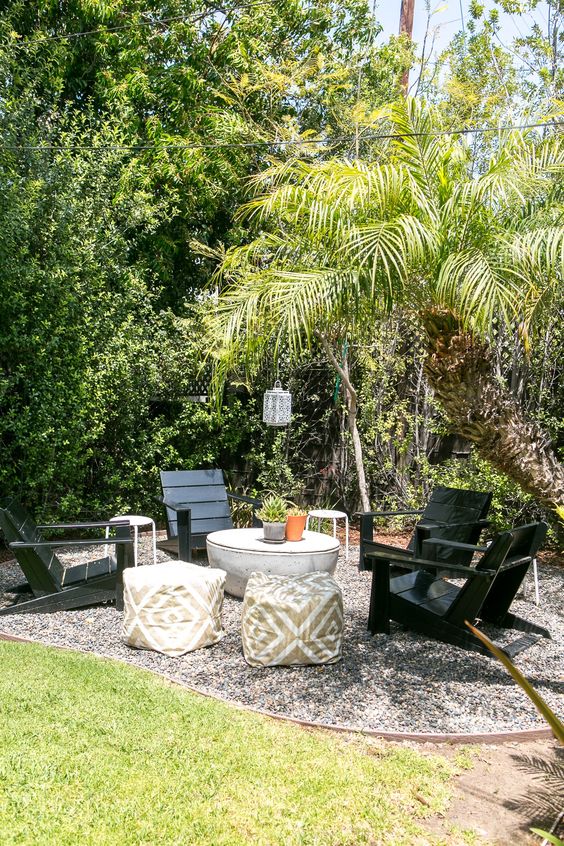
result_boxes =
[422,5,518,127]
[205,97,564,513]
[1,0,407,515]
[1,0,403,308]
[482,0,563,109]
[423,0,563,124]
[0,112,260,517]
[0,115,167,513]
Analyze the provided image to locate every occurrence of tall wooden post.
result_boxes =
[399,0,415,93]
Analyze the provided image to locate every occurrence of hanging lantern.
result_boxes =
[262,380,292,426]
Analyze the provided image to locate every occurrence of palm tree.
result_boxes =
[206,98,564,513]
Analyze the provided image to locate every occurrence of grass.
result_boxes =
[454,746,482,771]
[0,641,459,846]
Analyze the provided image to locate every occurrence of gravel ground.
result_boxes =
[0,538,562,736]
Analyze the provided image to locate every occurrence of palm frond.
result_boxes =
[436,248,521,330]
[207,98,564,392]
[501,226,564,334]
[346,215,437,306]
[387,98,451,202]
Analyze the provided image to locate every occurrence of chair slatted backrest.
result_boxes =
[445,530,514,627]
[447,522,547,627]
[359,486,492,572]
[411,486,493,560]
[477,522,547,623]
[160,469,233,545]
[0,498,65,593]
[419,487,492,523]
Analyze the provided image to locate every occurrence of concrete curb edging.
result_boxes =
[0,630,554,745]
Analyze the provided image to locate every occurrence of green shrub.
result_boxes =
[0,119,261,523]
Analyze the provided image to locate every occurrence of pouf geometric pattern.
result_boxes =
[122,561,226,657]
[241,571,344,667]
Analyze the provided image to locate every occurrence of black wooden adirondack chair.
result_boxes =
[157,469,262,561]
[0,498,134,615]
[366,521,549,658]
[358,486,492,571]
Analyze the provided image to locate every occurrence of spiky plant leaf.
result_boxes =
[529,829,564,845]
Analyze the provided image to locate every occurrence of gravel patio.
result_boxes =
[1,538,562,738]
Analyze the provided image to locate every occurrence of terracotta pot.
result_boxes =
[285,514,307,541]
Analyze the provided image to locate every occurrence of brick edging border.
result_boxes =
[0,630,554,745]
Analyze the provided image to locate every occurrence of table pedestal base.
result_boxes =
[206,529,339,598]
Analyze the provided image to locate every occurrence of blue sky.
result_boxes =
[374,1,550,56]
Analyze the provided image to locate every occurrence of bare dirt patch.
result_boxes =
[418,736,563,845]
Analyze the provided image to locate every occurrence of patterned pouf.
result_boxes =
[122,561,226,657]
[241,571,344,667]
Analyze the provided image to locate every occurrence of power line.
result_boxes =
[10,13,204,45]
[0,120,561,153]
[4,1,273,49]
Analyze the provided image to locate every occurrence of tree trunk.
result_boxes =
[421,309,564,513]
[315,332,370,511]
[399,0,415,92]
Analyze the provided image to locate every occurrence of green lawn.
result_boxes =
[0,641,455,845]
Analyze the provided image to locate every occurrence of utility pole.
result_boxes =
[399,0,415,93]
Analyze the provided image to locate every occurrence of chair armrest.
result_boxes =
[359,521,414,571]
[10,538,133,549]
[363,540,413,556]
[418,518,490,530]
[355,509,423,518]
[364,549,418,567]
[158,498,193,514]
[227,492,262,530]
[422,538,488,553]
[227,492,262,508]
[156,495,191,511]
[36,521,130,531]
[364,549,491,579]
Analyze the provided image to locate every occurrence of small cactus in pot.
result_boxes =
[257,494,288,542]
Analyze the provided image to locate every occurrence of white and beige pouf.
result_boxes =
[122,561,226,657]
[241,571,344,667]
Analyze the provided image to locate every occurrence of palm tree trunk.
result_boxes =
[421,309,564,513]
[315,332,370,511]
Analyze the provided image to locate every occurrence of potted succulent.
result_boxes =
[285,505,308,541]
[257,494,288,542]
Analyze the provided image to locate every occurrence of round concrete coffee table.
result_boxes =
[206,528,340,598]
